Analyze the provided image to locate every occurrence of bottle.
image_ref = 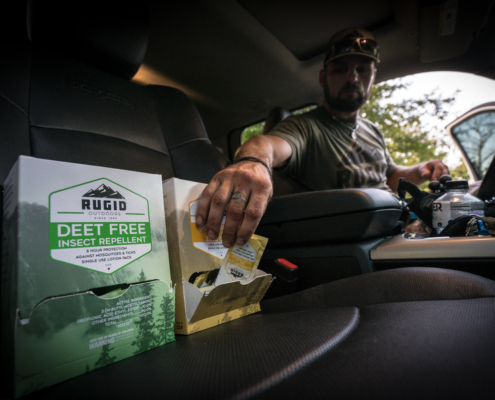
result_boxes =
[432,180,484,234]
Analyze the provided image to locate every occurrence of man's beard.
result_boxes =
[324,84,366,113]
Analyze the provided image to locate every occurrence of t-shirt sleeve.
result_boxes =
[266,116,308,173]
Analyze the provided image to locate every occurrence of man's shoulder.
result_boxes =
[269,106,324,135]
[284,106,324,124]
[357,117,383,135]
[357,116,377,128]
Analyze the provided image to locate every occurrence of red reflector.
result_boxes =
[276,258,298,269]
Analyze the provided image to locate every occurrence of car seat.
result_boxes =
[0,1,229,187]
[262,106,293,135]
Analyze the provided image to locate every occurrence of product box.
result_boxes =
[1,157,175,398]
[163,178,272,335]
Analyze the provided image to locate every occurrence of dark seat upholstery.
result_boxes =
[262,106,293,134]
[0,1,228,186]
[261,267,495,312]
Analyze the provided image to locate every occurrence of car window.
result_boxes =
[451,110,495,180]
[240,105,317,144]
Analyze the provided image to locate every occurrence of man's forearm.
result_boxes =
[234,135,292,168]
[387,160,449,192]
[387,165,422,192]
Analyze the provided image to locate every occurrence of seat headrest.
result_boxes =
[263,107,293,134]
[28,1,148,80]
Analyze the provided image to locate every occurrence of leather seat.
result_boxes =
[0,0,229,187]
[262,106,293,134]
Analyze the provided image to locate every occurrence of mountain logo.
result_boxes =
[49,178,151,274]
[82,184,125,199]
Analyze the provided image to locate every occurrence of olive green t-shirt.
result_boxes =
[269,106,396,192]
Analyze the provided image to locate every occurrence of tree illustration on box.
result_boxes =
[132,270,159,354]
[156,292,175,343]
[94,344,117,369]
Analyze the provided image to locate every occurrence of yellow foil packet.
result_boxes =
[214,234,268,285]
[189,198,228,259]
[192,272,209,288]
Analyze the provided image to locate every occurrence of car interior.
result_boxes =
[1,0,495,399]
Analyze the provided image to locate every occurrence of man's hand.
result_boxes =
[416,160,449,182]
[387,159,449,192]
[195,161,273,248]
[195,134,292,247]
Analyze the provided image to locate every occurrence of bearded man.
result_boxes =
[195,28,449,248]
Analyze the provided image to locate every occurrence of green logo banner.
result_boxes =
[49,179,152,274]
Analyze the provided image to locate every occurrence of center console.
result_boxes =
[371,234,495,280]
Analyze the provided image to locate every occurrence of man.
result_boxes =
[196,28,449,248]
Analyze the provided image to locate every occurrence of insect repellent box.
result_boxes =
[163,178,272,335]
[1,157,175,398]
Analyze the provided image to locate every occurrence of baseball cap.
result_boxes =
[324,27,380,65]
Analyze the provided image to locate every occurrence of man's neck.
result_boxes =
[322,101,359,123]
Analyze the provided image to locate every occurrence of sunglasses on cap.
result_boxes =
[325,37,379,64]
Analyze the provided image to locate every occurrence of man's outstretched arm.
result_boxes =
[195,134,292,248]
[387,160,449,193]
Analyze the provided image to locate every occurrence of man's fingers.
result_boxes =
[197,161,273,248]
[222,190,250,247]
[419,160,449,182]
[430,161,449,181]
[196,176,233,240]
[236,193,268,245]
[431,163,444,181]
[205,182,234,240]
[222,170,271,247]
[235,177,272,245]
[196,178,221,227]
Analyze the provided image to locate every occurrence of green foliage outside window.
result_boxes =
[360,80,468,187]
[240,121,265,144]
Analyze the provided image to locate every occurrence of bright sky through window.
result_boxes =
[386,71,495,167]
[387,72,495,127]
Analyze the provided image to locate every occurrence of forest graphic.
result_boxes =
[92,270,175,370]
[16,268,175,395]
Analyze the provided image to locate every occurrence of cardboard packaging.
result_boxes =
[163,178,272,335]
[1,157,175,398]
